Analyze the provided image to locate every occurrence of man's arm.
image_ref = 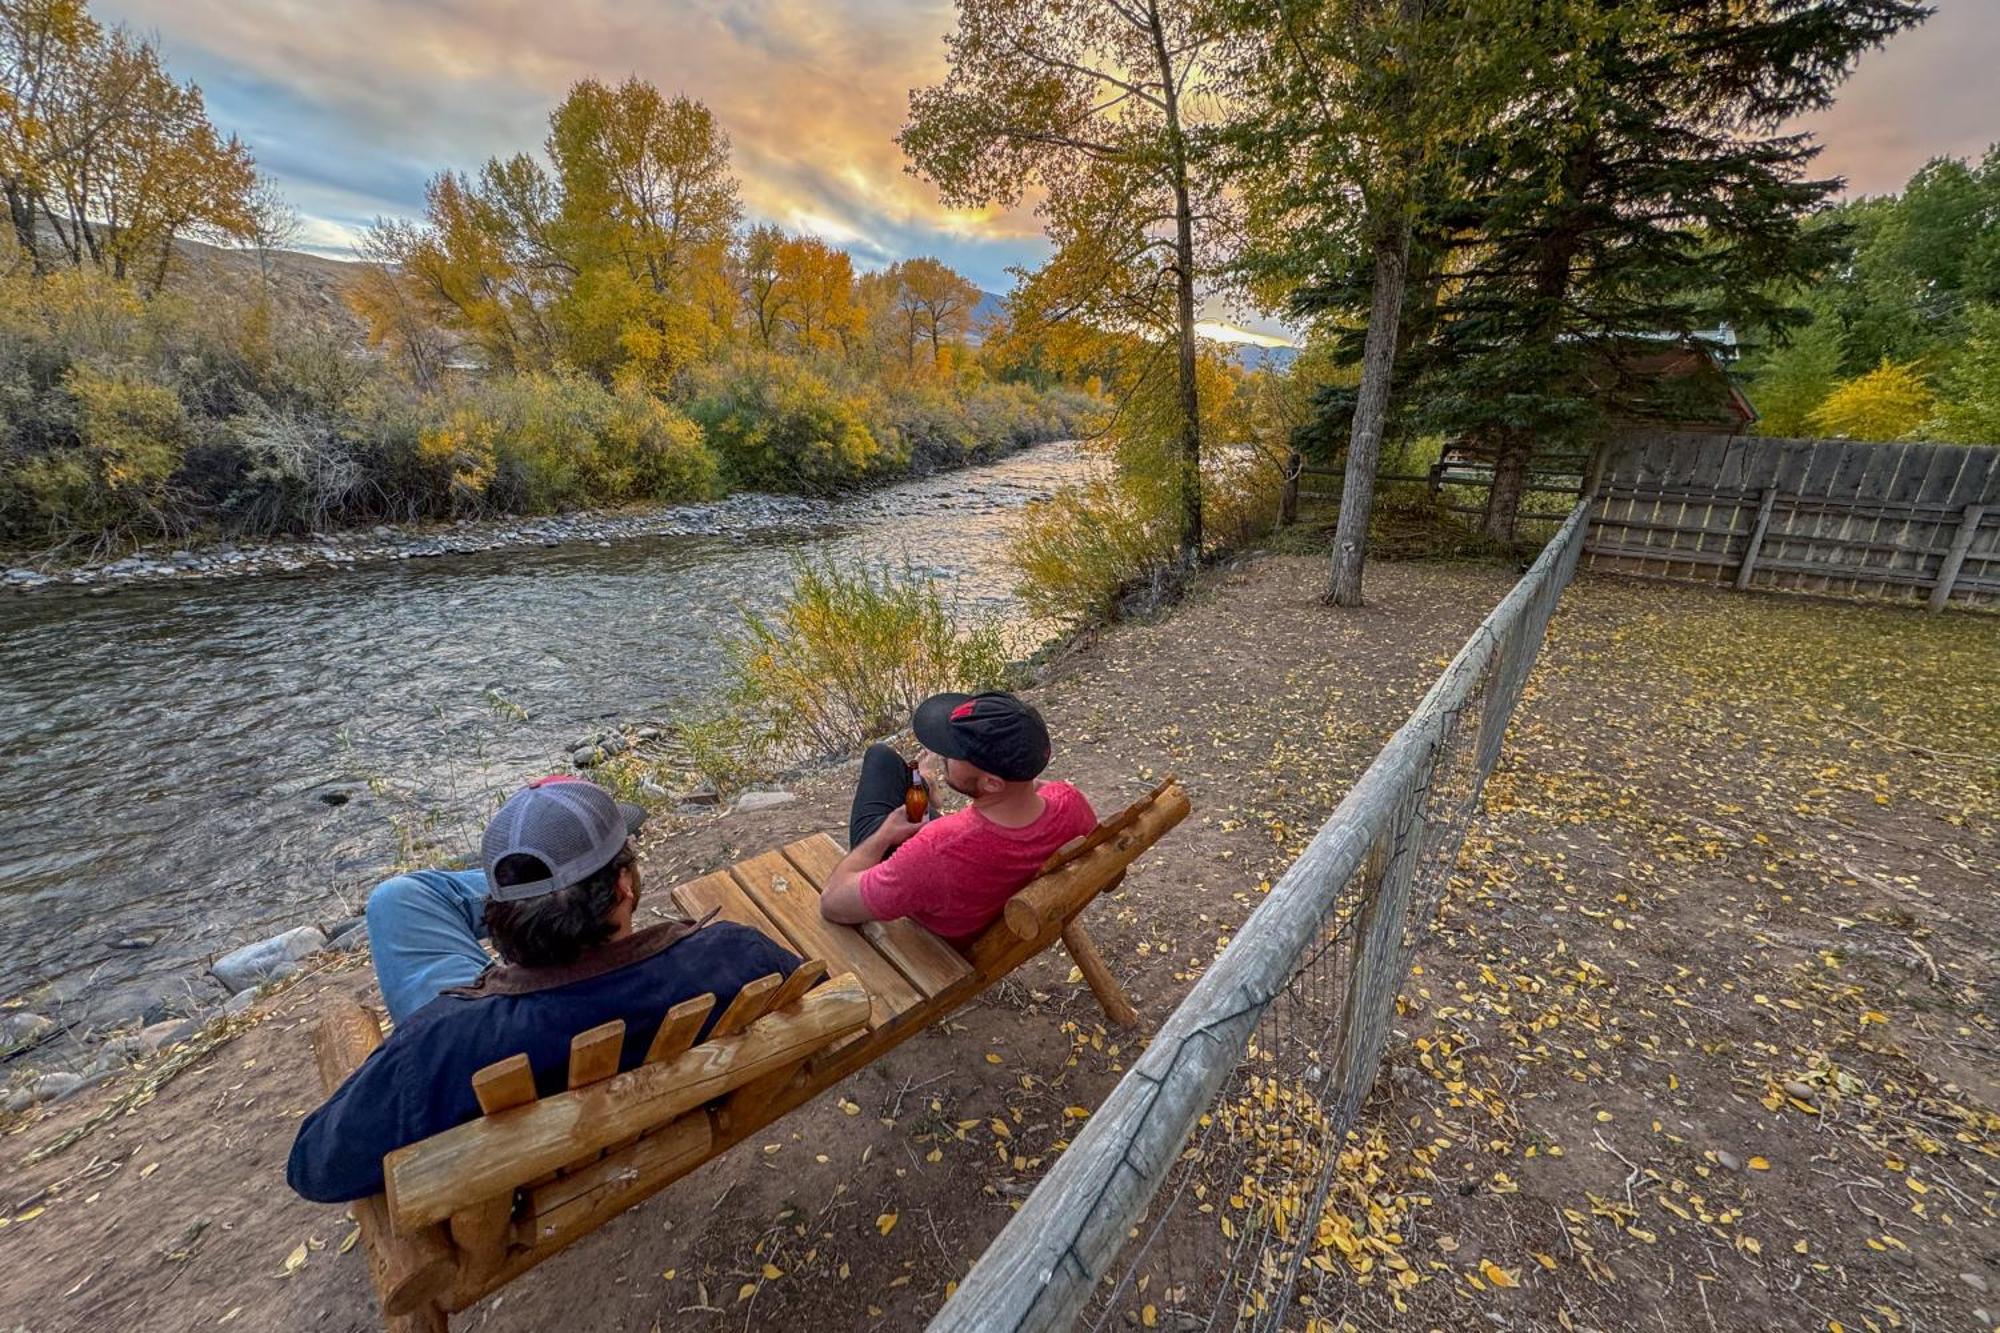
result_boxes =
[819,809,924,925]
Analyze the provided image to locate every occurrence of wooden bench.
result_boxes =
[314,778,1189,1331]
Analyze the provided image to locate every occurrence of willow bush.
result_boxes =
[722,557,1010,760]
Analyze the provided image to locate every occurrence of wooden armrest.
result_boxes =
[999,780,1189,941]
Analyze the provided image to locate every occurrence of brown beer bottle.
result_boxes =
[904,766,929,822]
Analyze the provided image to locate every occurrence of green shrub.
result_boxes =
[427,372,718,514]
[690,354,899,491]
[14,366,193,541]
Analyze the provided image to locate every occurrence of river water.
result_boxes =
[0,442,1093,1031]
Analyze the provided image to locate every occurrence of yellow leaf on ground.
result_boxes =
[737,1282,757,1302]
[281,1243,307,1276]
[1748,1156,1770,1170]
[1532,1252,1558,1270]
[985,1053,1003,1064]
[762,1263,783,1280]
[1142,1305,1158,1327]
[338,1228,360,1256]
[876,1212,898,1236]
[1480,1259,1519,1289]
[838,1099,861,1116]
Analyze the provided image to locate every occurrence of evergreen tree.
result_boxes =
[1398,0,1928,540]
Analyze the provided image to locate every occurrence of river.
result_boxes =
[0,442,1093,1033]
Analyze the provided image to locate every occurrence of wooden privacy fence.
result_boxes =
[1586,432,1999,611]
[931,503,1592,1333]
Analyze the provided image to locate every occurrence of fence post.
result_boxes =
[1279,451,1300,527]
[1928,504,1987,613]
[1734,487,1779,591]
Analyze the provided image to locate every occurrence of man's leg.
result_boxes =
[364,868,493,1025]
[848,744,914,849]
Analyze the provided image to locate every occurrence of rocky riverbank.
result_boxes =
[1,489,834,595]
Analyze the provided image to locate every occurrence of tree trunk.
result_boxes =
[1329,225,1410,606]
[1483,432,1531,543]
[1150,1,1202,568]
[4,182,40,268]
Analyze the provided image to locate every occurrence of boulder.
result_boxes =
[32,1071,82,1104]
[674,783,723,807]
[325,922,370,953]
[733,790,798,814]
[210,926,327,994]
[1,1012,55,1047]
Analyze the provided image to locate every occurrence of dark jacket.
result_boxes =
[287,920,801,1202]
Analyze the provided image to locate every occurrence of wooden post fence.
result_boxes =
[930,502,1594,1333]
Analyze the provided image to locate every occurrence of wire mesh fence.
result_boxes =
[932,501,1592,1333]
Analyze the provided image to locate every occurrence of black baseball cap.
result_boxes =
[912,691,1052,782]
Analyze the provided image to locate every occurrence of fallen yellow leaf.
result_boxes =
[876,1211,898,1237]
[1748,1156,1770,1171]
[1480,1258,1519,1289]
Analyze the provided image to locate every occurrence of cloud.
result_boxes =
[95,0,1047,284]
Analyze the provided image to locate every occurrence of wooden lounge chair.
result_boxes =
[312,778,1189,1331]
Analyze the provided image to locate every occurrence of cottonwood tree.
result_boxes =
[354,78,741,385]
[0,0,256,287]
[896,256,979,370]
[901,0,1228,567]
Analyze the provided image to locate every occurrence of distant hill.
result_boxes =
[1225,343,1300,373]
[166,235,370,341]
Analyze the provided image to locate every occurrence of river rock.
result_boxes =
[1714,1150,1742,1171]
[321,914,364,940]
[674,783,722,807]
[30,1072,83,1105]
[2,1012,55,1047]
[222,987,263,1017]
[326,923,370,953]
[211,926,327,993]
[733,790,798,814]
[140,1018,195,1052]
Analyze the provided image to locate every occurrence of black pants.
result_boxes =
[849,743,919,850]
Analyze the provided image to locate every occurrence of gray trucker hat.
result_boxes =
[480,776,646,903]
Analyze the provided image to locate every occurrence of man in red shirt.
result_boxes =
[819,691,1097,946]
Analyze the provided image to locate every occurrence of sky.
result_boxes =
[96,0,1999,325]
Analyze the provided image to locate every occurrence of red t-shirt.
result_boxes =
[858,782,1098,945]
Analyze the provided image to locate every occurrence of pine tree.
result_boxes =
[1399,0,1929,540]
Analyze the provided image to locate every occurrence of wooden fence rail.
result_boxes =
[1586,433,1999,610]
[930,503,1593,1333]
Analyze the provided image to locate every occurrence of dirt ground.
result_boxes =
[1,554,1993,1333]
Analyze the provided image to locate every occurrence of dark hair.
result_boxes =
[484,844,636,969]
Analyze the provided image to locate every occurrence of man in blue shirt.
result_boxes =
[288,776,799,1202]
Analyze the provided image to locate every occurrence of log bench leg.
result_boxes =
[314,997,458,1331]
[1060,922,1138,1028]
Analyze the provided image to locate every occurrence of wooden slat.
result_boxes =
[728,850,922,1028]
[386,974,871,1232]
[567,1021,625,1090]
[672,869,786,940]
[781,835,972,999]
[767,957,830,1012]
[520,1112,714,1255]
[472,1055,538,1114]
[644,993,715,1064]
[710,973,782,1038]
